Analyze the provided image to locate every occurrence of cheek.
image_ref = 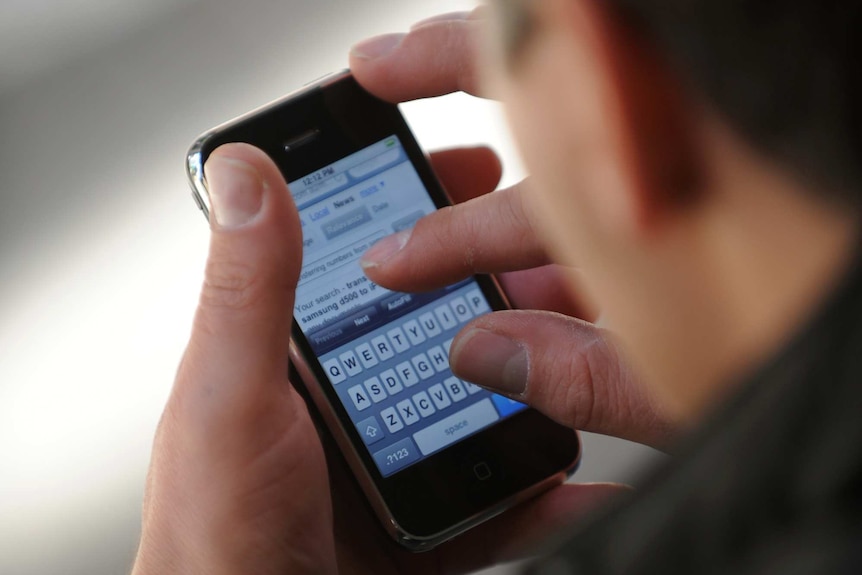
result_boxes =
[502,74,607,270]
[504,93,602,317]
[500,47,625,314]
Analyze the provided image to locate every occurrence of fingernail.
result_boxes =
[360,229,411,269]
[350,33,405,60]
[450,329,528,395]
[410,11,470,30]
[204,152,264,229]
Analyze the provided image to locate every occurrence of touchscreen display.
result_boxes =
[291,136,527,477]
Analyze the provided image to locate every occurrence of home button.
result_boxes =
[473,461,493,481]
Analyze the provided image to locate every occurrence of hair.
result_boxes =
[497,0,862,206]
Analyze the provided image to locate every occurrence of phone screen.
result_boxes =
[291,135,527,477]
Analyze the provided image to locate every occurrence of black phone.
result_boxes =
[186,71,581,550]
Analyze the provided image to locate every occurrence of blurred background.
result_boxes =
[0,1,660,573]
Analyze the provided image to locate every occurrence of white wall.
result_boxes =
[0,1,659,573]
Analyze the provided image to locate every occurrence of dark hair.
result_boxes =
[498,0,862,206]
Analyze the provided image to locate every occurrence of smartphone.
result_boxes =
[186,71,581,550]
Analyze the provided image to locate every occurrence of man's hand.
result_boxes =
[132,11,676,575]
[353,12,676,449]
[133,144,337,575]
[133,144,625,575]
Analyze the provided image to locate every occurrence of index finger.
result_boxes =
[349,10,488,103]
[360,182,550,292]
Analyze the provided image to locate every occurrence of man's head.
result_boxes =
[484,0,861,415]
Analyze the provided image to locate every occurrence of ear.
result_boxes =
[553,0,704,232]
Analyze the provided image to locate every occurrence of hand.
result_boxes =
[352,11,676,449]
[133,144,335,575]
[133,11,675,575]
[132,144,625,575]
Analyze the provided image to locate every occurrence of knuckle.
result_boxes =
[562,341,601,430]
[577,330,634,434]
[507,184,541,243]
[200,258,265,312]
[504,189,533,241]
[430,204,480,271]
[531,325,607,431]
[450,204,484,267]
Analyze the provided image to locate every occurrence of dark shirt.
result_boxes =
[526,257,862,574]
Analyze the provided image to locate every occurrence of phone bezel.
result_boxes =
[186,71,581,549]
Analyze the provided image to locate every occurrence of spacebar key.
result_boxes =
[413,398,500,456]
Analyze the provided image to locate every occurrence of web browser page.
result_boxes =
[291,136,526,477]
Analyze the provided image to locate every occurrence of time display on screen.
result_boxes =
[302,165,336,187]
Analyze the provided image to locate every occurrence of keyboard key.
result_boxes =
[412,398,500,456]
[396,399,421,426]
[379,369,403,395]
[373,437,420,476]
[371,335,395,361]
[466,289,490,316]
[412,391,436,417]
[380,407,404,433]
[364,376,388,403]
[492,394,529,417]
[412,353,435,380]
[428,383,452,410]
[356,415,385,446]
[463,380,483,395]
[347,384,372,411]
[323,358,346,384]
[444,377,467,403]
[339,350,363,377]
[403,319,427,345]
[355,343,378,369]
[443,338,454,357]
[450,296,473,323]
[427,346,449,373]
[395,361,420,387]
[387,327,411,353]
[434,304,457,330]
[418,312,442,338]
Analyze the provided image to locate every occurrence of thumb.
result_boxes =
[449,310,676,449]
[138,143,337,574]
[175,142,302,425]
